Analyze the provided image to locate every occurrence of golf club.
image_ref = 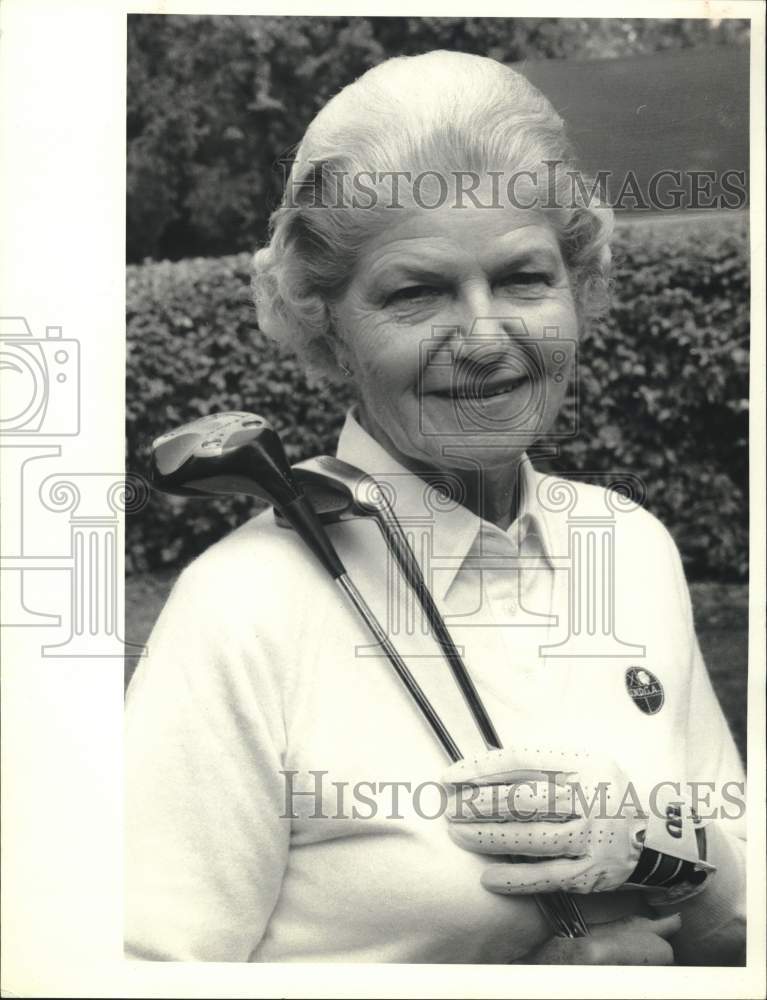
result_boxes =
[276,454,588,938]
[151,414,588,937]
[281,455,502,748]
[149,411,460,762]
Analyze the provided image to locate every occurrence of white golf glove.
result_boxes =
[443,746,709,898]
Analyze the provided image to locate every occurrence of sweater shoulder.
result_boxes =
[184,504,328,577]
[532,470,676,549]
[170,506,336,634]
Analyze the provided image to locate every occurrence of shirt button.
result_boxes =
[509,598,517,614]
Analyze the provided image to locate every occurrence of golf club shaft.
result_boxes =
[283,494,463,763]
[336,572,461,762]
[374,504,502,749]
[370,503,588,938]
[273,461,586,938]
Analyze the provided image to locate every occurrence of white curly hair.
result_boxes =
[252,50,613,384]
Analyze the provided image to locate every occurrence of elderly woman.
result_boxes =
[126,51,746,965]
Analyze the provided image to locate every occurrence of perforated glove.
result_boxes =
[443,746,710,899]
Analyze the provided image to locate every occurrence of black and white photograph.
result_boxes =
[1,3,765,997]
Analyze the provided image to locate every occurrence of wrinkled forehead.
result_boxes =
[352,190,562,272]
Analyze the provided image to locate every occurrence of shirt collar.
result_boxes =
[334,409,555,602]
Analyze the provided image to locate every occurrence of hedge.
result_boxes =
[126,214,749,580]
[127,16,750,263]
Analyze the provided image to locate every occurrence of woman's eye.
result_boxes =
[498,272,550,290]
[386,285,441,306]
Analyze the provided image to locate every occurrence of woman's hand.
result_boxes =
[522,913,682,965]
[443,746,646,895]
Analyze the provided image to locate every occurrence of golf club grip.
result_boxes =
[336,573,462,762]
[280,496,346,579]
[374,506,588,938]
[282,487,586,936]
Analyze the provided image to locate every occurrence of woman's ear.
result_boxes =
[336,349,354,378]
[325,321,355,379]
[320,329,354,381]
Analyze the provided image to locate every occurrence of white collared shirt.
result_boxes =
[335,412,558,691]
[125,411,745,963]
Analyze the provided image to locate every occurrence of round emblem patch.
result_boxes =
[625,667,664,715]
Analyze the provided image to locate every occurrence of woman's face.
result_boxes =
[331,189,579,474]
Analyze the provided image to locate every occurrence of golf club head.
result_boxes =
[150,411,299,508]
[273,484,355,526]
[150,412,346,580]
[295,456,391,512]
[273,455,392,529]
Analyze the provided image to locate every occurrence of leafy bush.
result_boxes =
[127,14,749,262]
[126,215,749,580]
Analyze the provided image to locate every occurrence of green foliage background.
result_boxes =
[127,17,750,581]
[127,215,749,581]
[127,14,749,262]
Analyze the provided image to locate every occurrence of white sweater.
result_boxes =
[125,413,746,963]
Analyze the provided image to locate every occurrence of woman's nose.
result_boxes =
[458,279,495,325]
[454,283,529,342]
